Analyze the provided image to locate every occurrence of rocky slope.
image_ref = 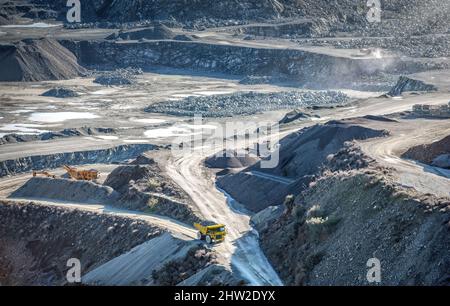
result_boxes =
[0,38,86,82]
[402,135,450,169]
[63,39,427,89]
[11,177,120,204]
[0,199,163,285]
[258,171,450,285]
[0,144,157,177]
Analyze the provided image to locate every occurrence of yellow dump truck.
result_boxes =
[194,221,227,244]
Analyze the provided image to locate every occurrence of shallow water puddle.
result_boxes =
[29,112,99,123]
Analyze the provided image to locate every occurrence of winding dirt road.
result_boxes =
[358,119,450,198]
[166,144,284,285]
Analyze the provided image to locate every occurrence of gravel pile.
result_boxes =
[93,68,143,86]
[0,199,163,285]
[145,91,349,117]
[387,76,437,96]
[0,127,115,145]
[41,87,79,98]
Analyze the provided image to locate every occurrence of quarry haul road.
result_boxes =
[166,145,284,286]
[359,120,450,198]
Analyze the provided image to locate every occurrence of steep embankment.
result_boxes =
[0,144,157,177]
[257,172,450,285]
[104,163,203,223]
[0,199,163,285]
[0,38,86,82]
[218,121,388,212]
[0,127,115,145]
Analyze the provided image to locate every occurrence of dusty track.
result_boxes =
[166,145,283,285]
[359,119,450,198]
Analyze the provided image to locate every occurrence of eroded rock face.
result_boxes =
[0,144,157,177]
[41,87,79,98]
[0,200,163,285]
[63,39,406,89]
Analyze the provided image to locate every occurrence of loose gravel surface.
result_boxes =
[145,91,349,117]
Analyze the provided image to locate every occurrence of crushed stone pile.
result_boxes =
[0,38,86,82]
[145,91,349,117]
[93,68,143,86]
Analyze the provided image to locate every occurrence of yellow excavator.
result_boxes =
[63,165,99,181]
[32,171,56,179]
[194,221,227,244]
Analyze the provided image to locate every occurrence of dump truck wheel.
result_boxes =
[205,235,212,244]
[197,232,203,240]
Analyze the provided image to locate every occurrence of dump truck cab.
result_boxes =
[194,221,226,244]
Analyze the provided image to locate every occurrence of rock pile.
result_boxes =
[41,87,79,98]
[145,91,349,117]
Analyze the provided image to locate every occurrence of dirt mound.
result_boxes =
[205,150,258,169]
[0,38,86,82]
[402,135,450,168]
[0,199,163,285]
[218,121,388,212]
[93,68,142,86]
[279,109,317,124]
[41,87,79,98]
[10,177,120,204]
[104,164,201,223]
[130,154,155,165]
[260,172,450,285]
[104,165,155,193]
[387,76,437,96]
[0,144,156,177]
